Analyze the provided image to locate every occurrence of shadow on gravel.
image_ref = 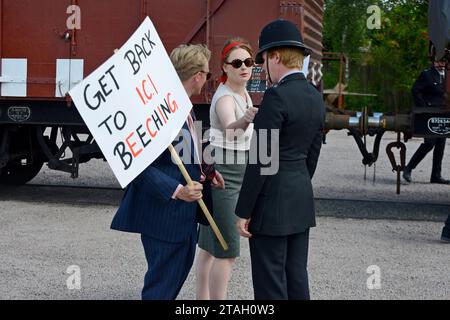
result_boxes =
[0,185,124,207]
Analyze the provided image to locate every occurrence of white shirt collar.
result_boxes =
[278,70,302,83]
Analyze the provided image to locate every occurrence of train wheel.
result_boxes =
[0,126,45,185]
[0,159,44,185]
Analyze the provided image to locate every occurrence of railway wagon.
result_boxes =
[0,0,324,184]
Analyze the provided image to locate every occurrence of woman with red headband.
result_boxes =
[196,37,258,300]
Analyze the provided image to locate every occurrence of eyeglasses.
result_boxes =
[199,70,212,80]
[225,58,255,69]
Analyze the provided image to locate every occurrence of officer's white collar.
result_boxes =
[278,70,302,83]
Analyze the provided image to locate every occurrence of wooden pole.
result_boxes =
[168,144,228,251]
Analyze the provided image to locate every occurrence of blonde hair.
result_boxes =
[268,47,305,69]
[170,44,211,82]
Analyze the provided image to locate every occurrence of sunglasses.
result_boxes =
[225,58,255,69]
[199,70,212,80]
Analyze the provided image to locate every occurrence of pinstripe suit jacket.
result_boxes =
[111,123,201,243]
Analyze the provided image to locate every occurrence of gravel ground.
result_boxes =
[314,131,450,204]
[29,130,450,204]
[0,130,448,300]
[0,201,448,300]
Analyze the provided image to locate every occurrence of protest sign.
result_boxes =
[69,17,192,188]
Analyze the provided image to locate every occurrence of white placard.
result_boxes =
[0,58,27,97]
[69,17,192,188]
[56,59,84,97]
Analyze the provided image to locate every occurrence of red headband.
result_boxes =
[220,42,244,83]
[221,41,243,61]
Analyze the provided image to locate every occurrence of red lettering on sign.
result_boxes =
[167,93,179,113]
[142,79,153,100]
[136,75,159,106]
[148,75,159,94]
[146,118,158,138]
[136,86,147,105]
[126,132,143,158]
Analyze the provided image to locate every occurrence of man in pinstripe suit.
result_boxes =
[111,44,224,300]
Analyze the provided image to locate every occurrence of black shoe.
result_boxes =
[441,227,450,243]
[402,167,412,183]
[430,176,450,185]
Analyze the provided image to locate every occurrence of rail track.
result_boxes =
[26,183,122,191]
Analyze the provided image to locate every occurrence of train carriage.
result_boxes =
[0,0,324,184]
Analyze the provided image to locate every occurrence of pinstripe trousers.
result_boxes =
[140,232,197,300]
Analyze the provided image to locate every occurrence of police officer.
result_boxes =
[403,57,449,185]
[235,20,325,300]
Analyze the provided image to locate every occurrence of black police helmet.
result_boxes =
[255,19,312,64]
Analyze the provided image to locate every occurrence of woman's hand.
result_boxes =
[243,107,258,124]
[211,170,225,189]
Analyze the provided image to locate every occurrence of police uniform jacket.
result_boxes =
[412,67,446,108]
[235,72,325,236]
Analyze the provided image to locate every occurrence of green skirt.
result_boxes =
[198,149,248,258]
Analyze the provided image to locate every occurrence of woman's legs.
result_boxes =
[195,248,236,300]
[196,156,244,299]
[209,257,236,300]
[195,248,214,300]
